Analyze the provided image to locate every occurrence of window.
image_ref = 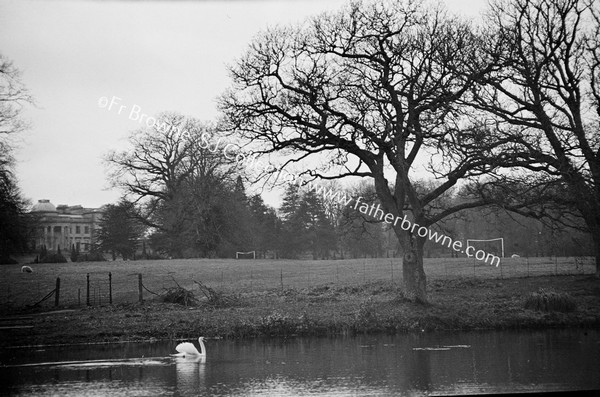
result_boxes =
[76,226,81,234]
[84,226,89,234]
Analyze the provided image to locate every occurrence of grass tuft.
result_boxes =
[524,288,577,313]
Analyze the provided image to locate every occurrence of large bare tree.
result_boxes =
[105,113,240,257]
[0,54,33,262]
[472,0,600,275]
[220,1,500,301]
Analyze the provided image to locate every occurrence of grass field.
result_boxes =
[0,256,596,310]
[0,256,598,347]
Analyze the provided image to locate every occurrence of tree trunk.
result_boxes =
[401,236,427,302]
[592,230,600,277]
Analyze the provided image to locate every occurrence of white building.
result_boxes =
[30,199,104,252]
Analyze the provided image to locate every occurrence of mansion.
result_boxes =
[31,199,105,253]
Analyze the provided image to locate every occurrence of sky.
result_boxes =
[0,0,486,209]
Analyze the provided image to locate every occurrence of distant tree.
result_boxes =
[96,200,146,260]
[70,244,80,262]
[224,176,254,255]
[339,205,385,259]
[338,184,385,259]
[247,194,282,258]
[279,184,307,258]
[105,113,240,258]
[278,184,337,258]
[301,190,337,259]
[38,244,67,263]
[0,54,33,263]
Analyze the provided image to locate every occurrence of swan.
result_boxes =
[171,337,206,358]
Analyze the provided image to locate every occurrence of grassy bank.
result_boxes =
[1,274,598,347]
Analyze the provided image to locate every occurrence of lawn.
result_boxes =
[0,256,595,309]
[0,256,598,347]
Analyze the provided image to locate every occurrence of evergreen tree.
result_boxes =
[301,190,336,259]
[279,185,337,258]
[279,184,306,258]
[97,199,145,260]
[248,194,282,258]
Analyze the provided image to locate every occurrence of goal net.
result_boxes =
[236,251,256,259]
[466,238,504,259]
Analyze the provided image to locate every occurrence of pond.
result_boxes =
[1,329,599,396]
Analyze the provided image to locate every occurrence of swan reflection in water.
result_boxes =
[172,337,207,394]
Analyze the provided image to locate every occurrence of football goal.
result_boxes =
[466,238,504,259]
[236,251,256,259]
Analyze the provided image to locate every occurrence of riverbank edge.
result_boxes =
[1,275,599,347]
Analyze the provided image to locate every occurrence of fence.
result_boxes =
[0,256,596,310]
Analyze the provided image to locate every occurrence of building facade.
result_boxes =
[31,199,104,252]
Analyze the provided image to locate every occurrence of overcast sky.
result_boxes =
[0,0,486,209]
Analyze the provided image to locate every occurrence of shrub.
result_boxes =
[162,286,198,306]
[80,251,106,262]
[258,312,296,335]
[70,244,80,262]
[524,289,577,313]
[38,246,67,263]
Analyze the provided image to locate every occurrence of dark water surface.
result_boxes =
[1,329,599,396]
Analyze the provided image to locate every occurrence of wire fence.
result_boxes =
[0,256,596,310]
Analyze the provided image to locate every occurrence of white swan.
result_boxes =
[172,337,206,358]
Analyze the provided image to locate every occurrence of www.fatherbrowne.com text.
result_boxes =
[292,175,501,267]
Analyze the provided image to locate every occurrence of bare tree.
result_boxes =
[105,113,240,256]
[0,54,32,137]
[0,54,33,262]
[473,0,600,274]
[220,1,499,301]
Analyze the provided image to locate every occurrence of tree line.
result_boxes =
[98,154,593,262]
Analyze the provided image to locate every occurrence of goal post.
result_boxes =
[235,251,256,259]
[466,238,504,259]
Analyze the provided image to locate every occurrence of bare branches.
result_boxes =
[104,113,240,237]
[472,0,600,262]
[220,1,496,236]
[0,54,33,137]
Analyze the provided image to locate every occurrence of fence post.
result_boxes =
[138,273,143,302]
[109,272,112,305]
[280,269,283,291]
[54,277,60,307]
[86,273,90,306]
